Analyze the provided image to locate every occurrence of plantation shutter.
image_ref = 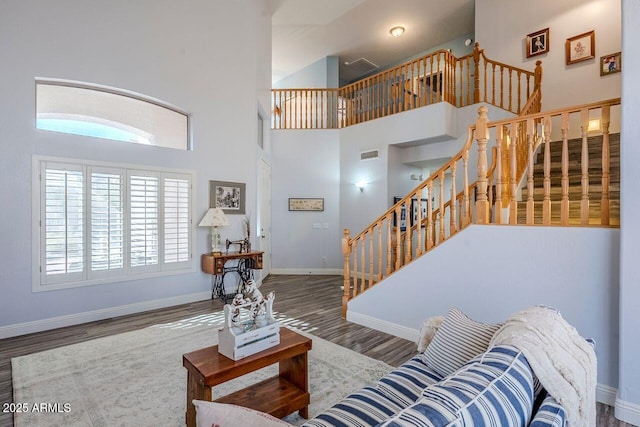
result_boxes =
[129,173,159,271]
[90,169,124,277]
[163,175,191,268]
[42,163,85,284]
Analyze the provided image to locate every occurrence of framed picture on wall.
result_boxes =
[392,197,408,232]
[600,52,621,76]
[209,180,246,214]
[526,28,549,58]
[566,30,595,65]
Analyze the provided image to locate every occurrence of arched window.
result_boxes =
[36,80,190,150]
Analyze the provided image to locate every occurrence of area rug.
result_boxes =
[12,312,394,427]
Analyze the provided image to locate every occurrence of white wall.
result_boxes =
[270,130,341,273]
[476,0,621,111]
[0,0,271,336]
[273,56,339,89]
[617,1,640,424]
[348,225,620,395]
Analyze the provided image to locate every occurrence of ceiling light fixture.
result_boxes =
[389,26,405,38]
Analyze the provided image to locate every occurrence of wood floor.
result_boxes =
[0,274,630,426]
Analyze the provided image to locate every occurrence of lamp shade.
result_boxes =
[198,208,230,227]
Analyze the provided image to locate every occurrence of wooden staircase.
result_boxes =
[517,134,620,225]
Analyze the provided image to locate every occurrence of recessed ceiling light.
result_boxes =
[389,26,405,37]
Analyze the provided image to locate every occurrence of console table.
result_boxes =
[201,251,264,300]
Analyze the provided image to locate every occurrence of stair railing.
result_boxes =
[272,44,540,130]
[341,97,620,316]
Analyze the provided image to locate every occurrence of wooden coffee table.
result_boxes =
[182,327,312,427]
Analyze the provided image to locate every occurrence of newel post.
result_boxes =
[473,42,481,104]
[475,106,490,224]
[341,229,352,318]
[534,60,543,111]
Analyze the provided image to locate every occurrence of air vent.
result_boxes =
[360,149,380,161]
[345,57,379,75]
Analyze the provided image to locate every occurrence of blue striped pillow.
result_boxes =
[379,346,535,427]
[422,307,501,378]
[529,392,567,427]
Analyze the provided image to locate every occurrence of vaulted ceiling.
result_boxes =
[269,0,475,84]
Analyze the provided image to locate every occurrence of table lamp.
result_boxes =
[198,208,230,253]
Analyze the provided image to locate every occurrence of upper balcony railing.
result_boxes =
[272,43,542,130]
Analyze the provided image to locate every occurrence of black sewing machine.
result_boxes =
[226,237,250,254]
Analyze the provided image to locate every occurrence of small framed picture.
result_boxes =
[209,180,246,214]
[566,30,595,65]
[600,52,621,76]
[526,28,549,58]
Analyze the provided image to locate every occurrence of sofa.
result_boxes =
[192,306,595,427]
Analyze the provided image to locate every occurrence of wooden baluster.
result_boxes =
[386,215,392,275]
[458,57,462,107]
[475,106,490,224]
[473,43,480,104]
[491,63,496,106]
[601,105,611,225]
[450,163,457,233]
[341,229,351,318]
[394,205,402,270]
[368,229,374,287]
[463,149,470,225]
[509,121,518,224]
[360,233,366,292]
[560,112,570,225]
[508,70,513,113]
[483,60,488,103]
[352,238,358,294]
[429,55,435,105]
[466,57,471,105]
[404,200,412,264]
[377,223,383,281]
[526,118,535,224]
[500,66,504,109]
[542,116,552,225]
[580,109,590,225]
[439,172,445,242]
[517,71,522,114]
[495,127,503,224]
[426,182,434,250]
[415,191,423,256]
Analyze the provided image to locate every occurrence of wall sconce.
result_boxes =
[356,180,367,192]
[587,118,601,132]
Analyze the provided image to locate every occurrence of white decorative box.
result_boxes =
[217,281,279,360]
[218,320,280,360]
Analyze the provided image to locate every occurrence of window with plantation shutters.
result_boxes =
[42,164,84,284]
[129,173,159,271]
[34,157,193,291]
[90,170,124,276]
[164,176,191,267]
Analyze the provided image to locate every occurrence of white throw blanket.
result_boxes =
[489,306,597,427]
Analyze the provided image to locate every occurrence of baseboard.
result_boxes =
[597,384,617,406]
[615,396,640,426]
[347,310,419,343]
[0,291,211,339]
[270,268,343,275]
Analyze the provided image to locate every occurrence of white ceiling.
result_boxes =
[269,0,475,84]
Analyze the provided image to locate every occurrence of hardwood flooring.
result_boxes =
[0,274,631,426]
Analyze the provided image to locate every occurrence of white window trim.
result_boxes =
[32,155,196,292]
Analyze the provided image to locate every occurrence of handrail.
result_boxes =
[272,43,541,130]
[341,97,620,316]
